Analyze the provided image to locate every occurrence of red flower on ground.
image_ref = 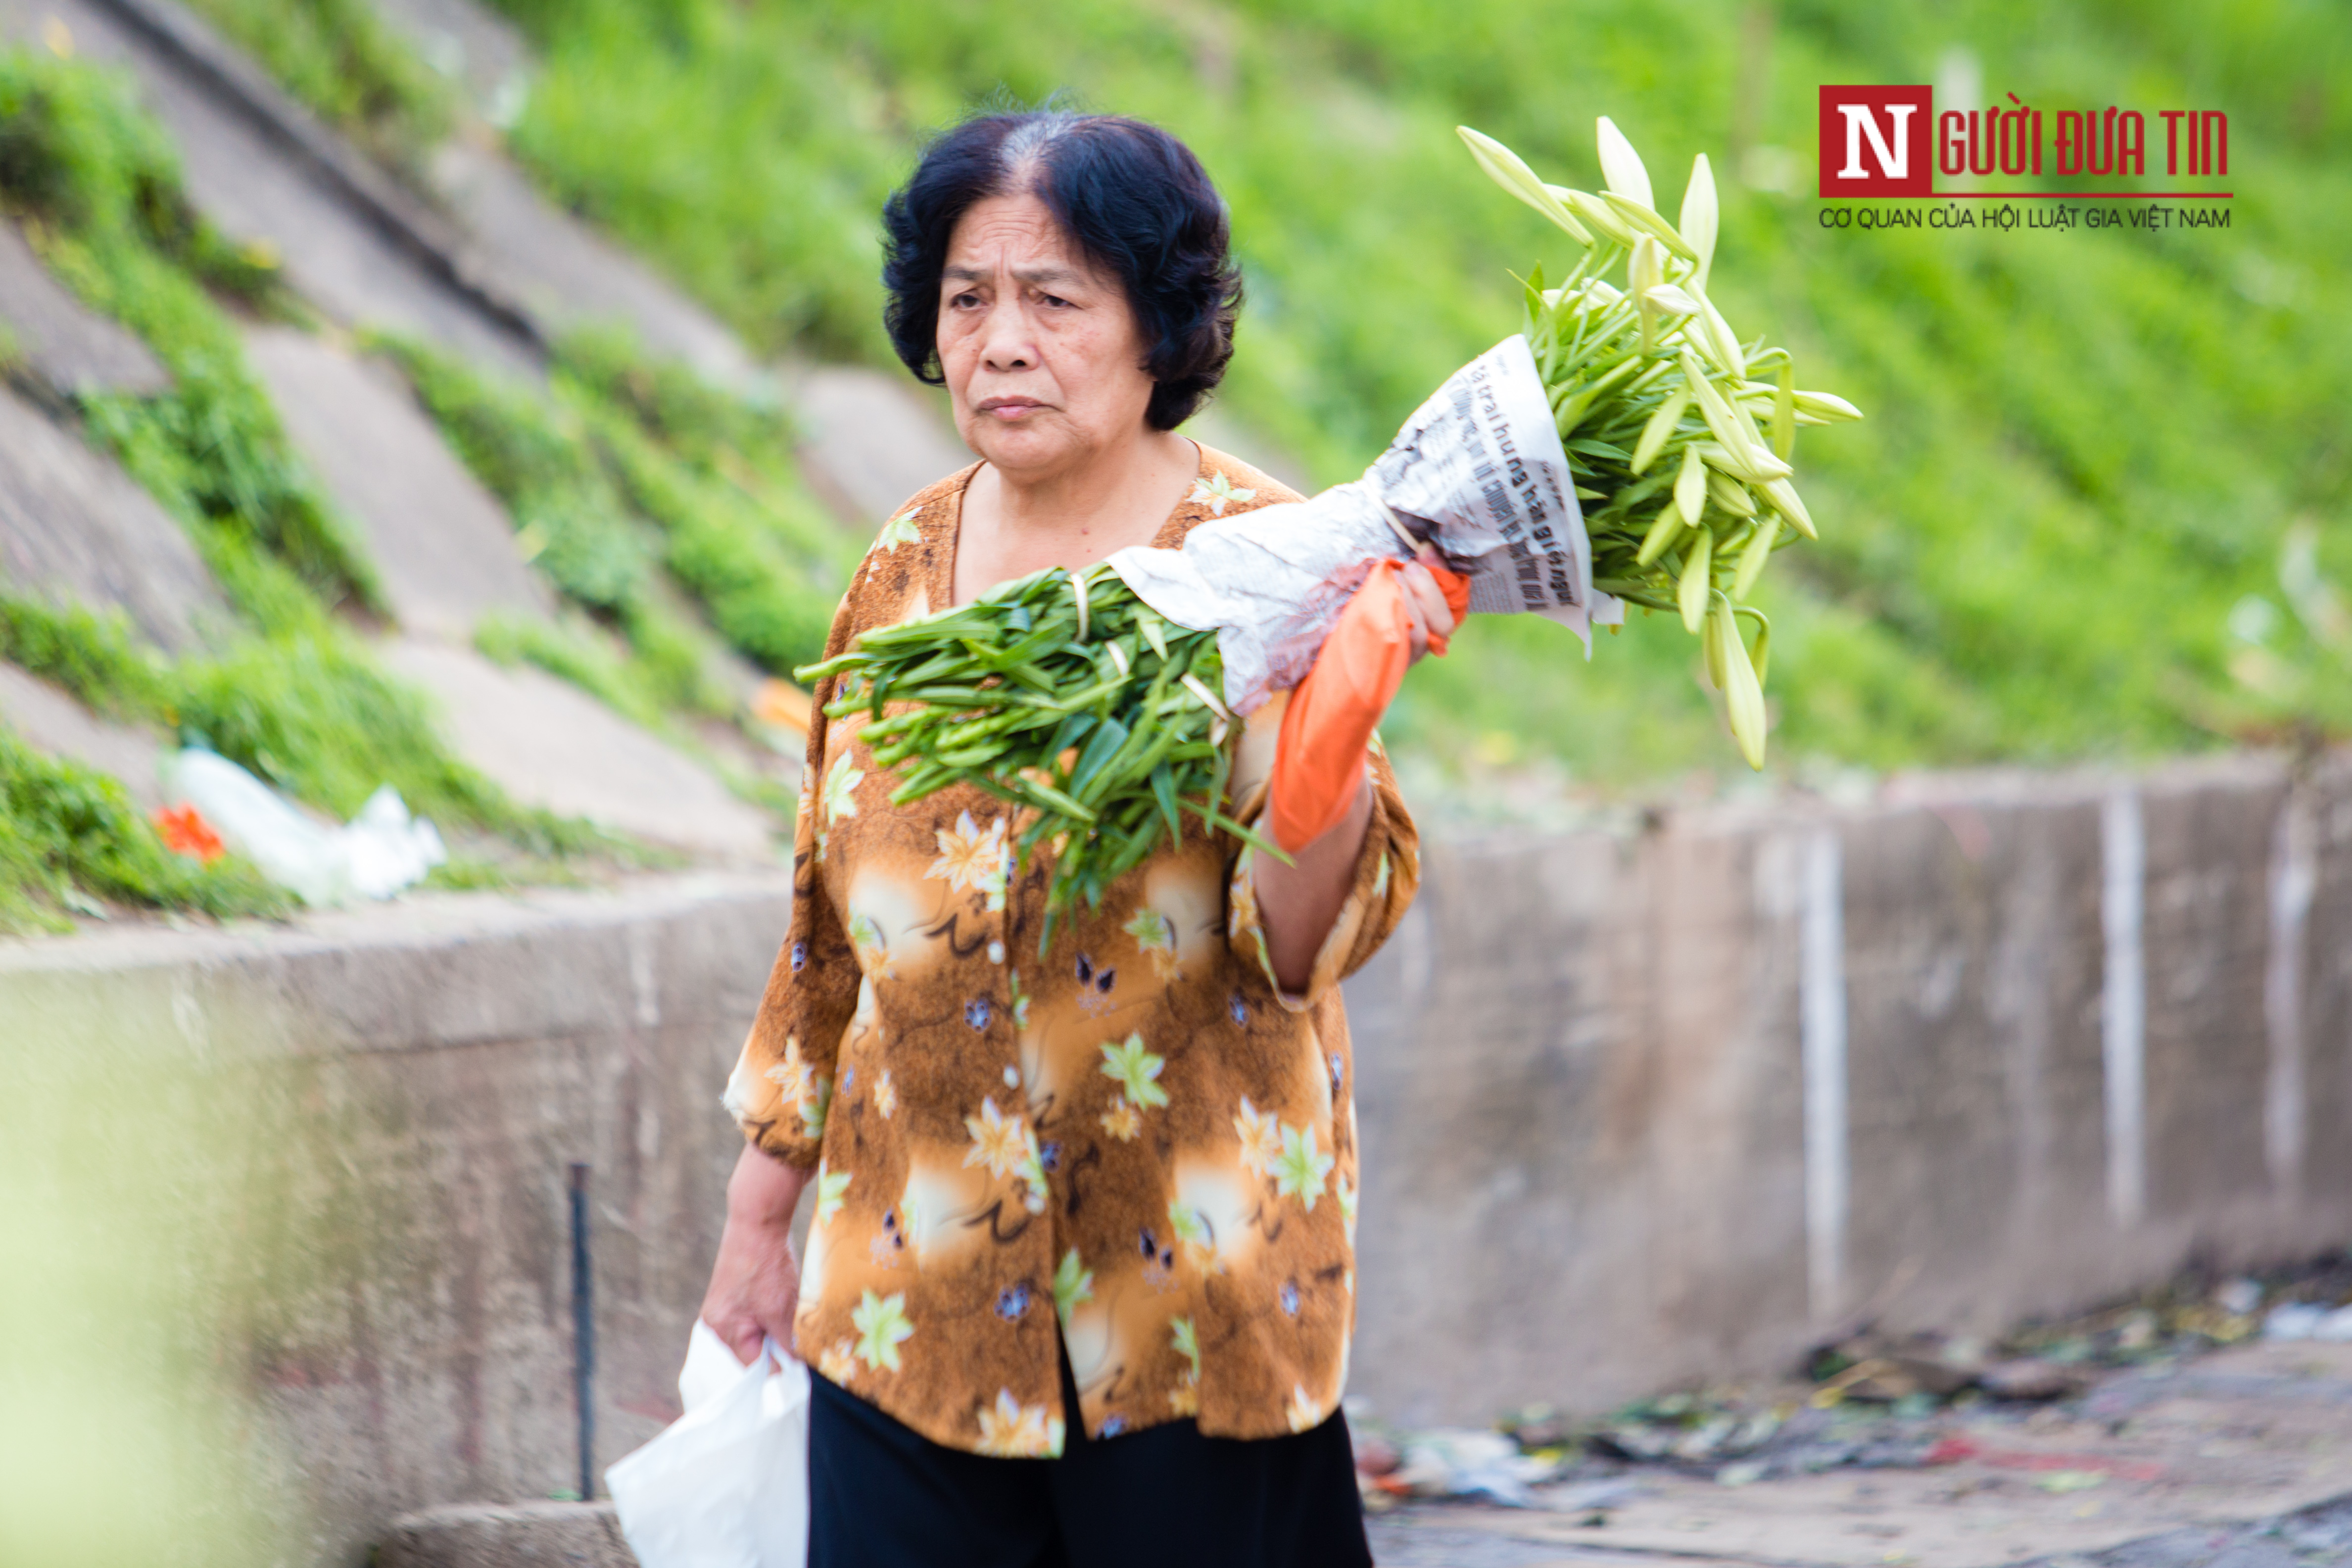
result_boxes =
[153,804,226,862]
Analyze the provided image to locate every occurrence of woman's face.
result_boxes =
[937,190,1156,478]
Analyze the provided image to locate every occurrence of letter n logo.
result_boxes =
[1818,86,1932,198]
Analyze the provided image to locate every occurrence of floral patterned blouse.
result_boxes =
[725,445,1422,1457]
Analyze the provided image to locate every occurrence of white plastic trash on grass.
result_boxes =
[160,749,445,905]
[1389,1426,1565,1507]
[2264,1302,2352,1342]
[606,1321,810,1568]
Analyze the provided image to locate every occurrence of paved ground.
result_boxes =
[1368,1340,2352,1568]
[1371,1497,2352,1568]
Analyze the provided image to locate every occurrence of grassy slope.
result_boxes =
[2,23,875,926]
[164,0,870,705]
[483,0,2352,785]
[0,50,616,928]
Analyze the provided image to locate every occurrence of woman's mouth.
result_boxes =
[977,397,1048,420]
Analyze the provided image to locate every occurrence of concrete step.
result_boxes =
[377,1502,636,1568]
[0,0,544,376]
[381,638,778,860]
[0,661,168,806]
[0,218,170,398]
[239,326,781,856]
[360,0,529,127]
[242,324,555,642]
[423,137,759,393]
[779,361,972,528]
[0,380,228,653]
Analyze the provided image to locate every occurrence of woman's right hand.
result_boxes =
[699,1143,811,1366]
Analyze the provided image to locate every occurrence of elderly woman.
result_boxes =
[702,109,1455,1568]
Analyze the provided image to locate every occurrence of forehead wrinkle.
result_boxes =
[941,262,1077,281]
[941,256,1091,287]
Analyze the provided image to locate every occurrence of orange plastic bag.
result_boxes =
[1266,559,1470,855]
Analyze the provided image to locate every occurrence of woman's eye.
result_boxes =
[950,291,980,309]
[1041,293,1072,309]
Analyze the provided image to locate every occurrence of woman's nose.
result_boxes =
[979,305,1038,373]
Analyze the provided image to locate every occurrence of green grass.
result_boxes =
[0,719,287,933]
[173,0,453,172]
[481,0,2352,786]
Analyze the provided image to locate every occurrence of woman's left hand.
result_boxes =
[1398,550,1459,664]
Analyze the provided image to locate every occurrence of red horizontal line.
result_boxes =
[1932,191,2232,199]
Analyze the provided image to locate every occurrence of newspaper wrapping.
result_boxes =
[1105,334,1622,715]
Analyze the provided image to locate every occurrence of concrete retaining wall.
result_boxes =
[3,754,2349,1559]
[1345,751,2352,1427]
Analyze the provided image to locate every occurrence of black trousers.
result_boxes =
[807,1351,1373,1568]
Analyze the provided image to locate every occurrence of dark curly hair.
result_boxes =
[880,110,1243,432]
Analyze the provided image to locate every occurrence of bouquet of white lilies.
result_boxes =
[1457,117,1864,766]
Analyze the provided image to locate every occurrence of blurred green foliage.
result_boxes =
[485,0,2352,782]
[173,0,453,170]
[0,995,302,1568]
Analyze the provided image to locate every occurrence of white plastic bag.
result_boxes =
[339,784,449,898]
[159,750,445,905]
[605,1321,811,1568]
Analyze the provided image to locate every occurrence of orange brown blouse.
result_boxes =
[725,445,1420,1456]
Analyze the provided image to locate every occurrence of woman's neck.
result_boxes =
[954,429,1198,605]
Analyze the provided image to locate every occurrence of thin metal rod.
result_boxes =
[569,1161,595,1503]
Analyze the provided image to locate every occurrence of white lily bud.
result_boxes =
[1596,115,1655,210]
[1458,127,1593,245]
[1680,153,1719,286]
[1631,235,1663,297]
